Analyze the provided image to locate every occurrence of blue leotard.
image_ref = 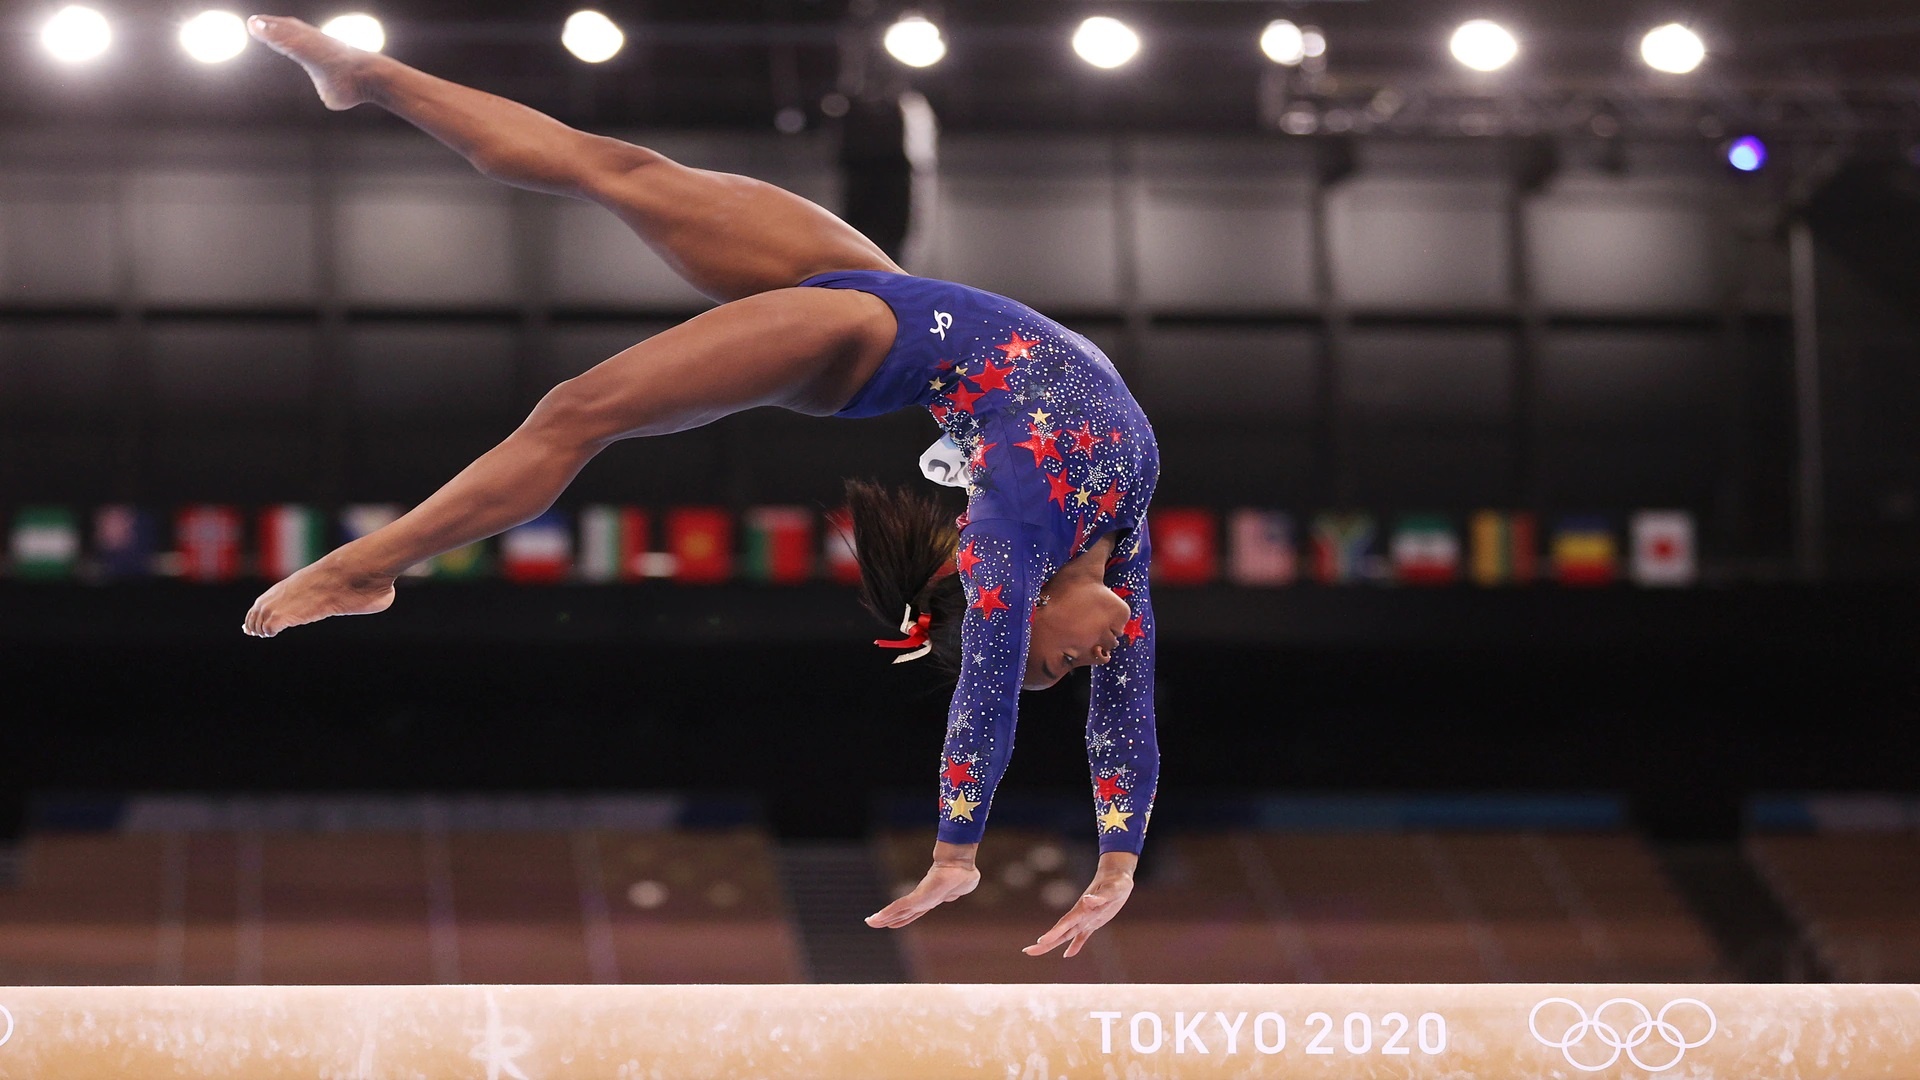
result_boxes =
[802,270,1161,856]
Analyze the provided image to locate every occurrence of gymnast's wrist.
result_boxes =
[1096,851,1138,879]
[931,840,978,869]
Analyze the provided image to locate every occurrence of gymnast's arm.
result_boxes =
[1024,523,1159,958]
[866,519,1042,933]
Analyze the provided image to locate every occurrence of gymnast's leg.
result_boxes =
[246,15,902,303]
[242,286,894,638]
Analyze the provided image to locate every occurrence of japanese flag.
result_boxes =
[1631,510,1696,587]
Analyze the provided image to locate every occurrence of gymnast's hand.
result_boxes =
[1023,852,1137,959]
[866,841,981,930]
[243,548,396,638]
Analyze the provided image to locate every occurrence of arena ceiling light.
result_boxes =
[1303,27,1327,61]
[1727,135,1768,173]
[1260,20,1305,66]
[1641,23,1706,75]
[41,5,112,64]
[179,10,249,64]
[1450,20,1518,73]
[562,10,624,64]
[320,12,384,53]
[1072,16,1140,70]
[883,14,946,68]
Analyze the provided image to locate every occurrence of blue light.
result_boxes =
[1727,135,1767,173]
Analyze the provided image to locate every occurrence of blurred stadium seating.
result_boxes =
[874,795,1724,984]
[0,796,802,984]
[1747,795,1920,981]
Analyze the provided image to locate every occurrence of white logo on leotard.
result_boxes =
[930,310,954,341]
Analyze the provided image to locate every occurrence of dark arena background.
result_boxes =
[0,1,1917,1070]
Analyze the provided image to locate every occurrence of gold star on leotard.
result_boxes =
[1097,804,1134,833]
[946,793,979,823]
[929,378,946,391]
[1074,489,1094,508]
[1029,408,1052,427]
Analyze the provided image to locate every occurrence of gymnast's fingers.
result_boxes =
[866,883,941,929]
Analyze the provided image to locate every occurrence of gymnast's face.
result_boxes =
[1023,578,1131,690]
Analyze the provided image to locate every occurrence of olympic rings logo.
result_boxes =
[1528,997,1716,1073]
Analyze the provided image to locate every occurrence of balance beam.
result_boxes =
[0,984,1909,1078]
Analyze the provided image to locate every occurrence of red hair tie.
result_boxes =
[875,605,934,664]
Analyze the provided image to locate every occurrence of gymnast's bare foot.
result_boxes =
[244,551,396,638]
[247,15,379,111]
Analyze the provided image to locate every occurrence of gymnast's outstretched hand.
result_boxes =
[1022,852,1137,959]
[866,841,982,930]
[243,548,396,638]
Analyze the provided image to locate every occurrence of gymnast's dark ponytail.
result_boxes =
[843,479,966,678]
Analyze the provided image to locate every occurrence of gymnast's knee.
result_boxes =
[522,377,637,449]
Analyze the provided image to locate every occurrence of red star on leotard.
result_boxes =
[942,756,977,786]
[1044,470,1077,510]
[1112,585,1132,598]
[929,404,950,423]
[1014,426,1063,468]
[968,441,996,470]
[1109,429,1124,444]
[1094,774,1130,801]
[1066,423,1101,456]
[956,541,982,578]
[1095,480,1127,518]
[972,358,1015,392]
[1122,615,1145,645]
[971,585,1010,621]
[996,331,1039,361]
[948,382,986,414]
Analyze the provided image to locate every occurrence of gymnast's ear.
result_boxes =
[843,479,966,677]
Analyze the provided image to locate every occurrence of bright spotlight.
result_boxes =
[562,10,623,63]
[1641,23,1706,74]
[41,5,112,64]
[180,10,249,64]
[884,14,946,68]
[1261,20,1305,66]
[1450,20,1518,72]
[1073,16,1140,70]
[1303,27,1327,59]
[320,12,384,53]
[1727,135,1768,173]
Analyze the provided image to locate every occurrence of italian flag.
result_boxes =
[1391,516,1460,586]
[257,504,324,581]
[578,505,647,583]
[743,506,813,584]
[9,507,79,581]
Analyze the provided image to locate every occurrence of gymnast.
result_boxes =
[239,16,1159,959]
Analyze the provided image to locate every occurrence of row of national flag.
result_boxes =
[1175,509,1696,587]
[0,504,859,585]
[2,505,1698,588]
